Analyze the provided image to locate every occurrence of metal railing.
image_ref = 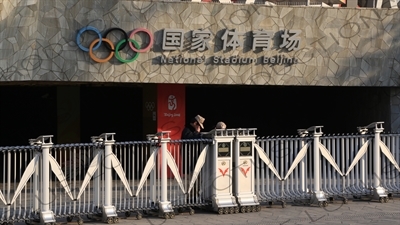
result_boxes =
[0,122,399,224]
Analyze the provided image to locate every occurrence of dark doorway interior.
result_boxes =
[0,86,57,146]
[80,85,143,142]
[185,85,391,136]
[0,84,392,145]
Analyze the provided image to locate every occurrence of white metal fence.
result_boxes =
[254,125,400,207]
[0,123,399,224]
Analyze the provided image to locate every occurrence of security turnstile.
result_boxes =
[233,128,260,213]
[204,129,239,214]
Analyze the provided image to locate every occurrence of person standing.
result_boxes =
[181,115,205,139]
[180,115,205,179]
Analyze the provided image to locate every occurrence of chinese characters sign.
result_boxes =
[161,28,301,65]
[162,28,301,51]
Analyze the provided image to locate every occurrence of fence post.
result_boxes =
[373,125,383,188]
[29,135,56,225]
[96,133,119,223]
[307,126,328,206]
[371,123,388,201]
[358,122,389,202]
[312,128,321,199]
[157,131,174,219]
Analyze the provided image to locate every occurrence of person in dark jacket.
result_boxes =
[181,115,205,139]
[180,115,205,180]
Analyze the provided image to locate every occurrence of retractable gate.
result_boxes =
[1,122,400,225]
[253,122,400,207]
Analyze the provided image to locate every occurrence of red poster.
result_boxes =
[157,84,185,177]
[157,84,185,139]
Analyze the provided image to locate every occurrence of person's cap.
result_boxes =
[215,121,226,129]
[195,115,205,129]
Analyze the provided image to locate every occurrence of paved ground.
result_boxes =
[57,195,400,225]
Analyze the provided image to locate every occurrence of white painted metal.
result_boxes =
[165,149,185,193]
[100,133,118,222]
[112,139,160,216]
[135,144,158,196]
[311,127,327,204]
[109,153,133,196]
[1,126,400,223]
[77,149,102,200]
[390,0,399,8]
[381,133,400,192]
[188,144,209,193]
[345,141,370,176]
[379,141,400,171]
[374,127,382,189]
[318,143,343,176]
[10,154,39,205]
[157,131,174,218]
[283,143,309,180]
[167,138,213,209]
[376,0,383,8]
[48,154,74,200]
[28,135,57,224]
[104,135,114,207]
[0,146,36,223]
[254,144,281,180]
[204,129,238,213]
[233,128,259,210]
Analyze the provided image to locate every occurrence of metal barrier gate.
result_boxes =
[0,122,399,225]
[254,122,400,207]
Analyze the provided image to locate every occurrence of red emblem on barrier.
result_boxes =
[240,167,250,177]
[219,168,229,177]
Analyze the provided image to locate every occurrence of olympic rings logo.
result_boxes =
[76,26,154,63]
